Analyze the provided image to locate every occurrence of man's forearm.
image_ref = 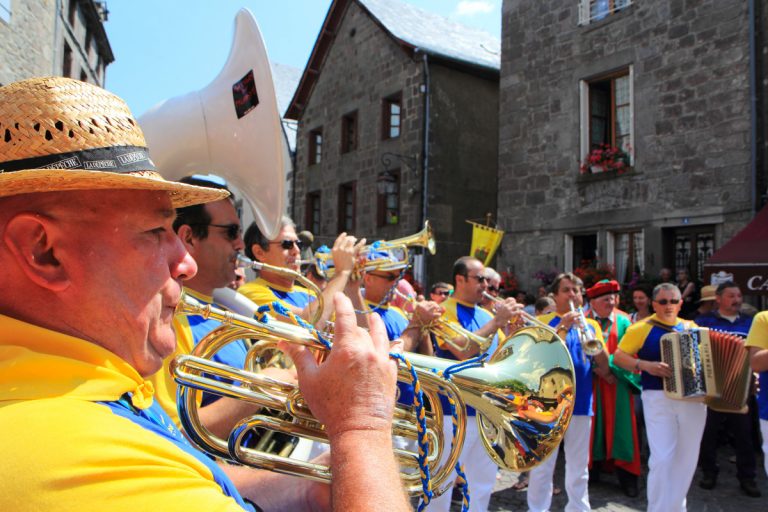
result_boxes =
[330,430,410,512]
[750,347,768,372]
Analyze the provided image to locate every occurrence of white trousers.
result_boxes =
[527,415,592,512]
[642,390,706,512]
[425,416,498,512]
[761,419,768,478]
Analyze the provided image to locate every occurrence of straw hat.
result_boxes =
[0,77,227,207]
[698,285,717,303]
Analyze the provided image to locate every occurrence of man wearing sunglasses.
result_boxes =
[429,282,453,304]
[148,175,294,439]
[614,283,703,511]
[428,256,519,512]
[240,218,364,328]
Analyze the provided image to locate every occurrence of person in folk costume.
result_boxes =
[584,279,641,497]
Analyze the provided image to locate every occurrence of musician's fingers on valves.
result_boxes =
[411,300,444,326]
[492,297,519,324]
[330,232,366,273]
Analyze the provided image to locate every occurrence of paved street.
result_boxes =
[487,450,766,512]
[443,443,767,511]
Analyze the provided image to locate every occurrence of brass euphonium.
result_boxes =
[171,292,576,495]
[311,220,436,278]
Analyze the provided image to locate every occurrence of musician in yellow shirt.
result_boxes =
[614,283,702,512]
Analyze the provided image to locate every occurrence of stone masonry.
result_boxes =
[498,0,766,292]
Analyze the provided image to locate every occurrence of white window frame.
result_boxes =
[578,0,633,26]
[607,229,645,282]
[579,65,635,166]
[0,0,11,23]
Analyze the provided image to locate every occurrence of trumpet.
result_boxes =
[482,291,561,333]
[568,300,603,356]
[310,220,436,278]
[171,292,575,495]
[393,289,493,353]
[236,253,324,325]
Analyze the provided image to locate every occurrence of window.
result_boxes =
[68,0,77,27]
[337,182,356,233]
[580,67,633,169]
[663,226,715,282]
[564,233,598,272]
[377,171,400,226]
[578,0,632,25]
[305,191,321,235]
[608,230,644,284]
[382,93,402,139]
[308,127,323,165]
[0,0,11,23]
[341,111,358,154]
[62,43,73,78]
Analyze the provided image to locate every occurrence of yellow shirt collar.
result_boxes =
[0,314,155,409]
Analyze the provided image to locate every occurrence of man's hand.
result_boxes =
[411,300,443,328]
[280,292,399,439]
[557,310,580,331]
[640,360,673,378]
[331,233,366,275]
[492,297,520,328]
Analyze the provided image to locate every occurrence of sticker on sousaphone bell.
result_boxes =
[232,69,259,119]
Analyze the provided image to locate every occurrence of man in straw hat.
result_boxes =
[0,77,409,511]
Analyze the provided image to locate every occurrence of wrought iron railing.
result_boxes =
[578,0,633,26]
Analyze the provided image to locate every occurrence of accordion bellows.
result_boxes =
[660,328,751,413]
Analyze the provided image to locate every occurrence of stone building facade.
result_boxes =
[498,0,767,292]
[0,0,113,87]
[287,0,500,288]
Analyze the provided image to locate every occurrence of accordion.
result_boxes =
[659,328,751,413]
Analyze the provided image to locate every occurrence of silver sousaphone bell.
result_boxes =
[138,8,287,240]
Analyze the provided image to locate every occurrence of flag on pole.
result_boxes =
[468,221,504,265]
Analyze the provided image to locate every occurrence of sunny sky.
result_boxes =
[104,0,501,117]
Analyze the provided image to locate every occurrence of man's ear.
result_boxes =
[251,243,267,261]
[3,213,69,291]
[176,225,197,253]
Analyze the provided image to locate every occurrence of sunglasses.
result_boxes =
[433,290,452,297]
[465,274,487,284]
[487,286,499,293]
[270,239,305,250]
[654,299,681,305]
[208,223,242,241]
[368,273,399,282]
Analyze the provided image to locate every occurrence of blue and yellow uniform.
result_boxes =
[151,288,249,425]
[239,276,316,312]
[0,314,253,511]
[366,299,412,404]
[539,312,605,416]
[747,311,768,422]
[618,314,695,390]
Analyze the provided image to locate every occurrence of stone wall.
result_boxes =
[0,0,56,85]
[293,0,499,287]
[499,0,765,291]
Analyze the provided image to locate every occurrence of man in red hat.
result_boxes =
[585,279,641,497]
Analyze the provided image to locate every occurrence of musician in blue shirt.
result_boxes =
[694,282,760,497]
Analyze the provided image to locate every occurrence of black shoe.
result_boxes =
[739,479,761,498]
[699,473,717,490]
[616,469,639,498]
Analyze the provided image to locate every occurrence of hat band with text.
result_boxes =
[0,145,156,174]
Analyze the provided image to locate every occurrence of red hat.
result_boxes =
[586,279,620,299]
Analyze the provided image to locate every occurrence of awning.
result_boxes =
[703,206,768,295]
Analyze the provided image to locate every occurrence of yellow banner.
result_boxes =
[468,221,504,265]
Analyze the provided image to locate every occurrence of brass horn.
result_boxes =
[569,300,603,356]
[171,292,575,495]
[312,220,436,278]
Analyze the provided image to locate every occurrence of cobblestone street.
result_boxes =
[444,444,767,511]
[483,448,767,512]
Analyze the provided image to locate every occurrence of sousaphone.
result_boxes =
[138,8,286,239]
